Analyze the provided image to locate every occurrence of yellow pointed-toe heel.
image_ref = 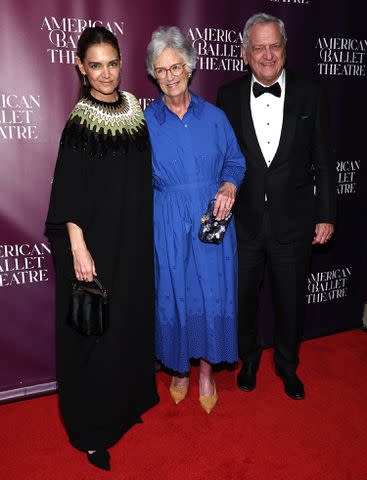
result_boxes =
[169,378,189,405]
[199,381,218,414]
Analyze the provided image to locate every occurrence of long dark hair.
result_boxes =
[77,27,121,98]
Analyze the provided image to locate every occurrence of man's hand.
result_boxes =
[312,223,334,244]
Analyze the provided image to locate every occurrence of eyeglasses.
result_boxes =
[154,63,186,79]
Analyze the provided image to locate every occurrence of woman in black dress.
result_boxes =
[46,27,159,470]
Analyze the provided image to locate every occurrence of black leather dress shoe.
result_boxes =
[276,369,305,400]
[237,365,258,392]
[87,449,111,471]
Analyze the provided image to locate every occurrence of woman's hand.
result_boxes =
[213,182,237,221]
[66,222,97,282]
[71,246,96,282]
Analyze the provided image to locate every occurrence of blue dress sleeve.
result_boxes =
[219,112,246,188]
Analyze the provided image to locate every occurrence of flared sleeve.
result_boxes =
[46,126,91,237]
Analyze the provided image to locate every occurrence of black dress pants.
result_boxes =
[237,208,312,374]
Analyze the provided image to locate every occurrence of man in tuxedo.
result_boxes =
[217,13,335,399]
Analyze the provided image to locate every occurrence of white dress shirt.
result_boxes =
[250,70,286,167]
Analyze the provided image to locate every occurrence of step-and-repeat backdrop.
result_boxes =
[1,0,366,401]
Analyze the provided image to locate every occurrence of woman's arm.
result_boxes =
[214,112,246,220]
[66,222,96,282]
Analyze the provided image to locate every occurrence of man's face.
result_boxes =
[242,22,286,86]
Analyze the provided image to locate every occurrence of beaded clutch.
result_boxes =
[198,199,232,244]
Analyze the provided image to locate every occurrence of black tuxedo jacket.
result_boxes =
[217,71,336,243]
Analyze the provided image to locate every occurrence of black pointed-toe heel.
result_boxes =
[87,449,111,471]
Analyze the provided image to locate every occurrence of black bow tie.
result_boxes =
[253,81,281,98]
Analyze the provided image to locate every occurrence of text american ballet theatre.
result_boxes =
[41,16,124,64]
[0,243,51,287]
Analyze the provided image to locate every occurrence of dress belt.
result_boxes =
[153,179,219,192]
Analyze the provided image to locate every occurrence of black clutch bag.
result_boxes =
[198,199,232,244]
[67,278,109,336]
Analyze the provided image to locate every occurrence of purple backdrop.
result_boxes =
[1,0,366,401]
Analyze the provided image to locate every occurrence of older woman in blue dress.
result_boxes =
[145,27,245,413]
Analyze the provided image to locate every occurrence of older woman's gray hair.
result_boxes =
[146,26,197,77]
[242,13,287,48]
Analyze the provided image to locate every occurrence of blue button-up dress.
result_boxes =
[145,93,246,373]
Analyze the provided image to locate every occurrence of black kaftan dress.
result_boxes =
[46,91,159,451]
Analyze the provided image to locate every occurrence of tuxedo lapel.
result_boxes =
[241,77,271,169]
[270,71,298,168]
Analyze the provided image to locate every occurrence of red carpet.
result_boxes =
[1,329,366,480]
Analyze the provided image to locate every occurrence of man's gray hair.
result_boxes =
[146,26,197,77]
[242,12,287,48]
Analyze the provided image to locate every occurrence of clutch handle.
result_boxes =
[72,277,108,300]
[92,277,106,294]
